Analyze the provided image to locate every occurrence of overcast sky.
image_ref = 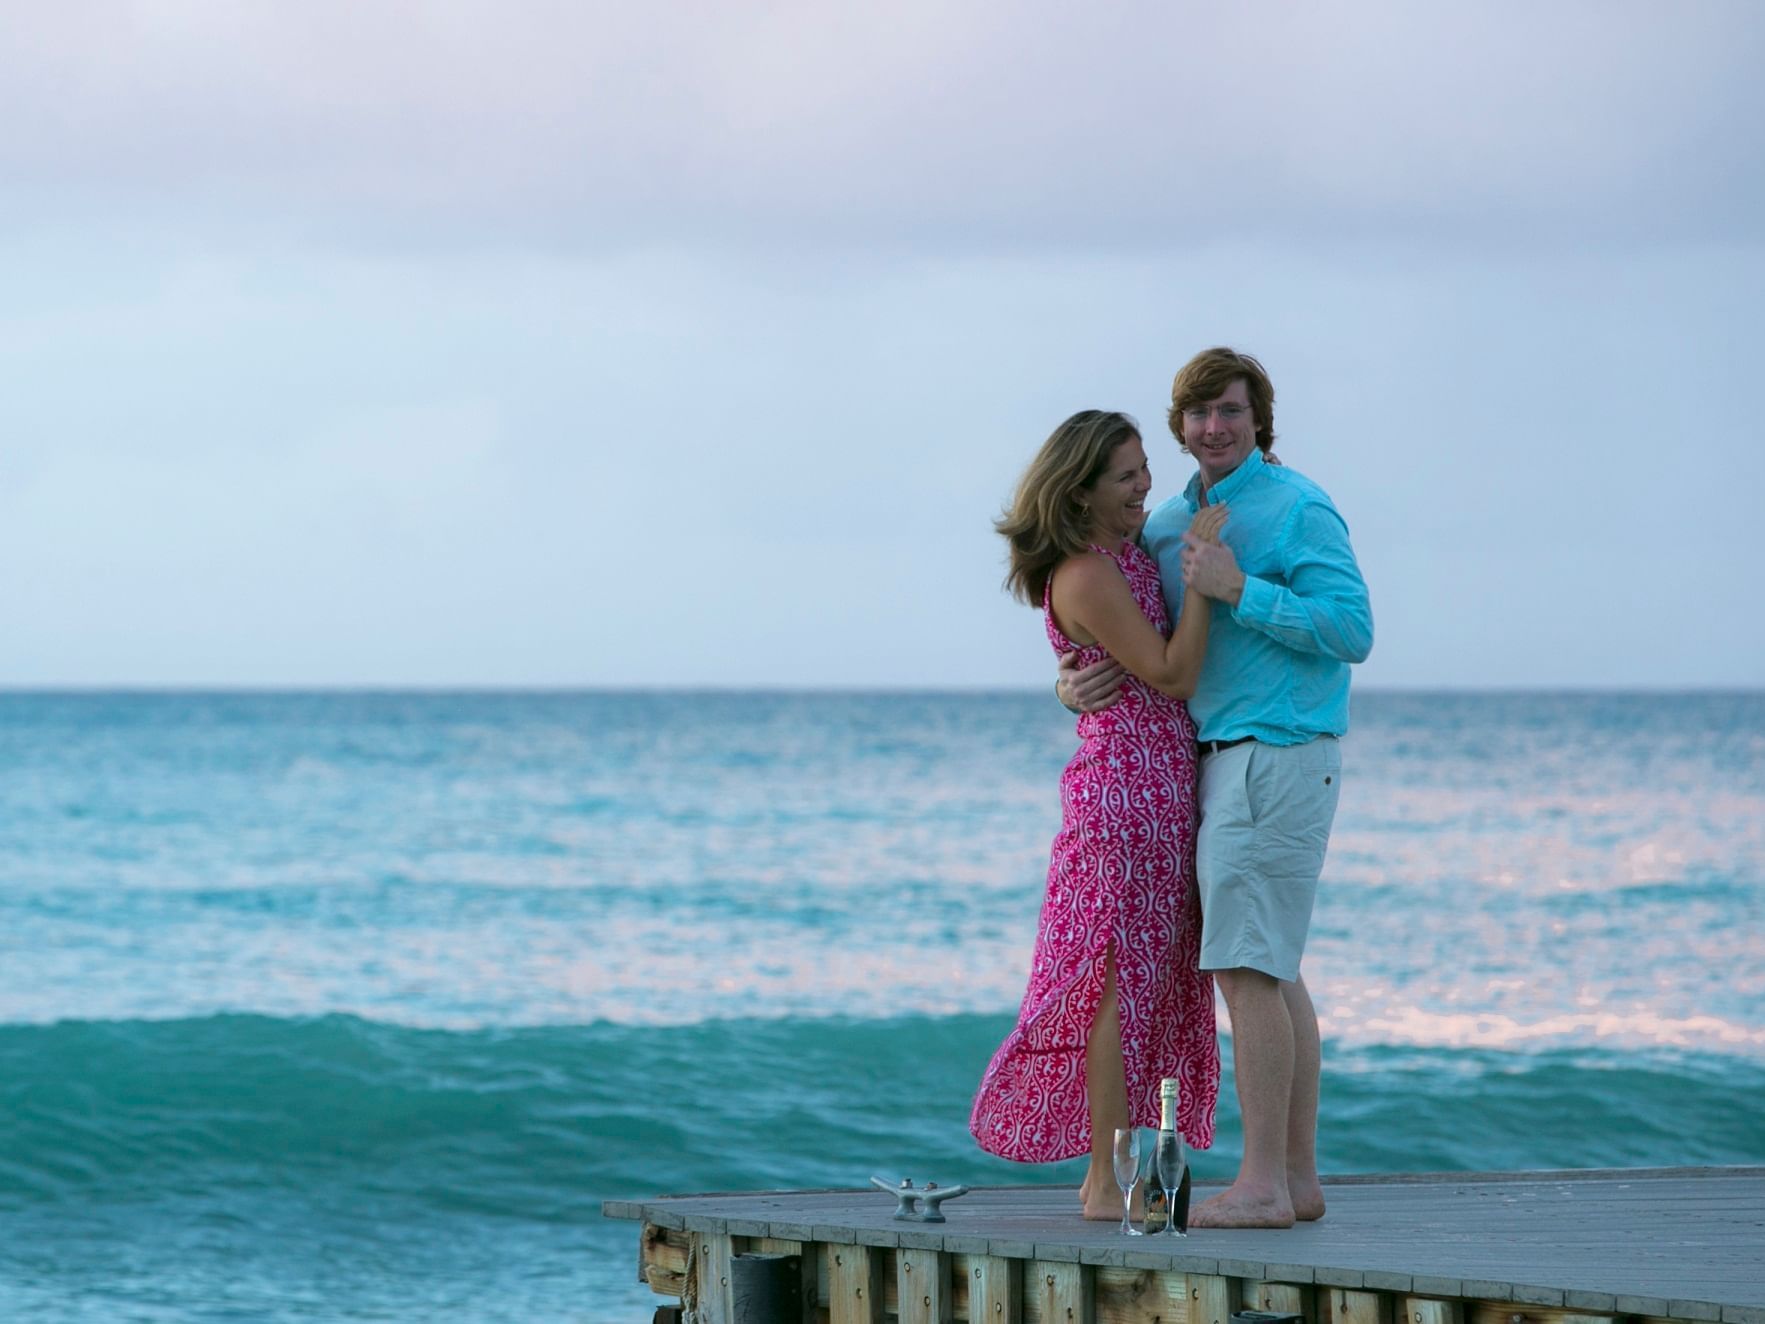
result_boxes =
[5,1,1762,689]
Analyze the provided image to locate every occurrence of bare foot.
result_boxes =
[1188,1187,1296,1229]
[1289,1175,1326,1222]
[1077,1176,1144,1221]
[1081,1190,1146,1221]
[1081,1193,1126,1220]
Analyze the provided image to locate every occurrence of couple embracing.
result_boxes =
[970,348,1374,1230]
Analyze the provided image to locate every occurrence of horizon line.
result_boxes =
[1,683,1760,697]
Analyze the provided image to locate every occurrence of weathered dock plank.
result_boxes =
[607,1168,1764,1323]
[829,1240,885,1322]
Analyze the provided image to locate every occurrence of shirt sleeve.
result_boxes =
[1231,498,1374,663]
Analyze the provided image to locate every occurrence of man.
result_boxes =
[1058,347,1372,1228]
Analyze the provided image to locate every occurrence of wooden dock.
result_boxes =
[603,1166,1764,1324]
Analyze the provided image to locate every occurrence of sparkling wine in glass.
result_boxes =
[1154,1077,1189,1237]
[1153,1126,1187,1237]
[1110,1128,1143,1236]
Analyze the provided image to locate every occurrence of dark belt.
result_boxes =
[1197,735,1255,758]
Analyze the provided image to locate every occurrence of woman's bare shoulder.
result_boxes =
[1055,549,1126,591]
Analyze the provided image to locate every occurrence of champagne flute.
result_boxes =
[1110,1128,1143,1236]
[1153,1126,1187,1237]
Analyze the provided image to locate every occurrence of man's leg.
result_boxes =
[1191,966,1297,1228]
[1191,736,1340,1229]
[1282,974,1325,1221]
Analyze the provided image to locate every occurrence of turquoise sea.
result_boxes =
[1,691,1762,1321]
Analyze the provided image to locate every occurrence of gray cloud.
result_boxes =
[4,1,1761,251]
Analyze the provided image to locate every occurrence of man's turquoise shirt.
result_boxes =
[1141,449,1373,745]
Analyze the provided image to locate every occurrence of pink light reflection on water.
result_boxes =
[1309,769,1764,1057]
[1335,1004,1765,1052]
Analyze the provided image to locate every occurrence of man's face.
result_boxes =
[1180,377,1258,486]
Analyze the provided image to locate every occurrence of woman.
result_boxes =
[970,410,1221,1220]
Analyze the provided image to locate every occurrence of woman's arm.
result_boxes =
[1052,508,1227,699]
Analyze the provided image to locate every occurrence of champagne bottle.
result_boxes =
[1153,1076,1191,1234]
[1143,1165,1167,1233]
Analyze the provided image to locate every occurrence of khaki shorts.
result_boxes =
[1195,736,1341,981]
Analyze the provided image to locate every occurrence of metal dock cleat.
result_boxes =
[869,1176,971,1222]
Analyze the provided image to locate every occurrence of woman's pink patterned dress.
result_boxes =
[970,541,1219,1161]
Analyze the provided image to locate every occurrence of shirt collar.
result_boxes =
[1185,446,1267,509]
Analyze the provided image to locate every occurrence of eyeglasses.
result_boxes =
[1180,403,1249,425]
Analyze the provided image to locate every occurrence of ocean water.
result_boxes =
[1,690,1761,1321]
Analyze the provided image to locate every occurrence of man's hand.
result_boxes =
[1181,532,1246,605]
[1056,650,1126,713]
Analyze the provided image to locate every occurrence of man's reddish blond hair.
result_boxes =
[1168,347,1276,454]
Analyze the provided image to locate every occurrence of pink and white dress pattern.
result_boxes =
[970,541,1219,1161]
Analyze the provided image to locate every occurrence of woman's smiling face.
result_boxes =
[1084,434,1152,544]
